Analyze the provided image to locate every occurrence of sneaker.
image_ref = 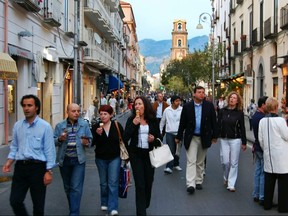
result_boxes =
[174,166,182,171]
[164,167,172,174]
[101,206,108,211]
[253,197,259,202]
[110,210,118,215]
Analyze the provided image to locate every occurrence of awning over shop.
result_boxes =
[43,47,58,62]
[85,65,101,75]
[8,45,33,60]
[108,75,123,92]
[0,52,18,80]
[221,72,244,83]
[33,51,46,82]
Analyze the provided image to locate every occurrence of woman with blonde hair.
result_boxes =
[217,91,247,192]
[259,97,288,212]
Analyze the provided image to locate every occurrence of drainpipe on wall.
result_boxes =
[251,0,255,100]
[4,0,9,145]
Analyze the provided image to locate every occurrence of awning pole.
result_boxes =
[4,0,9,144]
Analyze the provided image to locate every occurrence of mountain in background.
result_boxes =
[138,35,208,74]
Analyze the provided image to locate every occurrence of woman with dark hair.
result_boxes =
[123,96,161,216]
[217,91,247,192]
[91,105,124,216]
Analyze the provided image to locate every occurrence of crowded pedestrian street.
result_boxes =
[0,112,282,215]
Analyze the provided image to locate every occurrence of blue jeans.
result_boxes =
[60,157,86,216]
[95,157,121,213]
[165,133,180,169]
[253,151,264,200]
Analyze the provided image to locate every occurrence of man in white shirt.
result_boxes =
[160,95,183,174]
[100,93,107,106]
[109,94,117,114]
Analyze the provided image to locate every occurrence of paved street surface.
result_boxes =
[0,112,283,215]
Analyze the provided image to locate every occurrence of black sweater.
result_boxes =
[92,121,124,160]
[217,107,247,145]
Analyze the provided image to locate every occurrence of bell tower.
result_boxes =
[171,19,189,60]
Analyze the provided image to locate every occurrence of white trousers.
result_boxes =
[220,138,241,189]
[186,136,207,187]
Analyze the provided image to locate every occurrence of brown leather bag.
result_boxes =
[115,121,129,160]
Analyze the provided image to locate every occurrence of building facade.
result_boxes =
[213,0,288,112]
[0,0,142,145]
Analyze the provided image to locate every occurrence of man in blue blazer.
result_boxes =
[175,86,218,194]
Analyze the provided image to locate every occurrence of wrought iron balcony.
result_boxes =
[43,0,62,27]
[251,28,263,46]
[14,0,41,13]
[280,5,288,30]
[264,17,277,39]
[237,0,243,5]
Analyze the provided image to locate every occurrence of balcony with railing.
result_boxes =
[251,28,263,46]
[280,5,288,30]
[43,0,62,27]
[237,0,243,5]
[84,43,118,72]
[84,0,119,42]
[14,0,41,12]
[264,17,277,39]
[106,0,119,12]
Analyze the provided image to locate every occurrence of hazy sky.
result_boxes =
[124,0,213,41]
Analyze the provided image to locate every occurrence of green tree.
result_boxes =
[161,42,223,95]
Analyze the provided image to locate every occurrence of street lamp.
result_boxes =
[196,12,215,105]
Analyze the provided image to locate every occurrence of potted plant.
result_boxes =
[233,40,238,45]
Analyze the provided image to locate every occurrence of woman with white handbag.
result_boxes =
[123,96,161,216]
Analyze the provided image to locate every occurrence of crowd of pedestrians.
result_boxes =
[2,88,288,216]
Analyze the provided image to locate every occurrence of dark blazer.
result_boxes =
[123,116,161,152]
[176,100,218,150]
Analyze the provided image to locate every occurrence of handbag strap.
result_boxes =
[115,121,123,143]
[157,138,164,146]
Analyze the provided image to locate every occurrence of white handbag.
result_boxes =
[149,138,174,168]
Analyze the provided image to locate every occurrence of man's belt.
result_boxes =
[16,159,45,165]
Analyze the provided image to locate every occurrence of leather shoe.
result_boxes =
[187,186,195,194]
[196,184,203,190]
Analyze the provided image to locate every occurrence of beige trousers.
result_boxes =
[186,136,207,187]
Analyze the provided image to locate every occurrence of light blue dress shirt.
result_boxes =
[8,116,56,169]
[156,102,163,118]
[194,102,202,135]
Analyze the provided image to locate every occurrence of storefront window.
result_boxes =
[8,80,15,113]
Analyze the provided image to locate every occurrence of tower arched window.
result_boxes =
[178,39,182,47]
[178,23,182,30]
